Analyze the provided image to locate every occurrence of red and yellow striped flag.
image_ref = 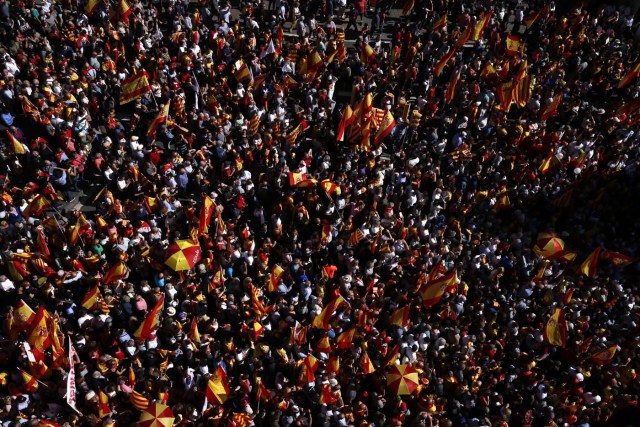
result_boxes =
[81,284,101,310]
[134,294,165,341]
[27,306,51,361]
[360,351,375,374]
[129,390,149,411]
[578,247,601,278]
[336,327,356,349]
[618,61,640,88]
[601,251,635,268]
[147,101,170,136]
[444,68,461,104]
[98,389,111,418]
[119,71,151,104]
[543,307,567,347]
[390,305,410,327]
[85,0,101,14]
[472,12,492,41]
[206,367,231,405]
[190,316,201,344]
[541,92,563,121]
[433,48,457,77]
[433,14,447,32]
[103,262,127,284]
[402,0,415,16]
[233,60,252,82]
[591,344,618,365]
[198,195,215,235]
[373,110,396,145]
[336,104,355,142]
[312,295,346,330]
[268,264,285,292]
[419,270,459,307]
[21,370,38,391]
[506,34,520,56]
[6,131,27,155]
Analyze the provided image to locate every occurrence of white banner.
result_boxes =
[67,340,81,414]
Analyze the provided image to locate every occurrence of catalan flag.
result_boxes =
[206,367,231,405]
[134,294,165,341]
[285,123,303,145]
[497,81,515,112]
[348,229,365,246]
[119,71,151,104]
[543,307,567,347]
[129,390,149,411]
[578,247,601,278]
[103,262,127,284]
[419,270,459,307]
[591,344,618,365]
[541,92,563,121]
[512,75,535,108]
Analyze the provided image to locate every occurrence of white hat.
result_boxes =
[166,307,176,316]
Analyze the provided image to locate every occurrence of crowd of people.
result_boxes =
[2,0,640,425]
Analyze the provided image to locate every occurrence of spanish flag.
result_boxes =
[390,305,410,328]
[119,71,151,104]
[538,153,560,175]
[21,370,38,391]
[546,250,578,262]
[314,334,332,353]
[454,20,473,49]
[134,294,165,341]
[619,61,640,88]
[233,60,252,82]
[129,390,149,411]
[312,295,346,330]
[14,299,36,329]
[98,389,111,418]
[147,101,170,136]
[336,326,356,349]
[432,14,447,32]
[327,356,340,375]
[419,270,458,307]
[402,0,415,16]
[81,284,101,310]
[27,306,51,361]
[190,316,201,344]
[591,344,618,365]
[523,10,540,29]
[268,264,285,292]
[206,367,231,405]
[7,131,27,155]
[103,261,127,284]
[198,195,215,235]
[497,81,514,112]
[601,251,635,268]
[319,383,338,404]
[336,104,355,142]
[444,68,460,104]
[373,110,396,145]
[540,92,563,121]
[578,247,601,278]
[472,12,492,41]
[360,351,375,374]
[433,48,457,77]
[480,62,497,78]
[85,0,101,14]
[506,34,520,56]
[361,43,376,64]
[543,307,567,347]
